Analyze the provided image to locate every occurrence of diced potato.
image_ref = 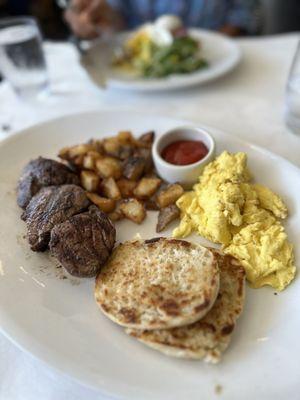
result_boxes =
[117,130,134,145]
[145,198,159,211]
[108,203,124,221]
[101,177,121,200]
[133,147,153,173]
[86,192,116,213]
[118,145,133,160]
[123,157,145,181]
[156,184,184,208]
[88,139,103,153]
[136,131,155,148]
[133,177,161,199]
[120,199,146,224]
[156,204,180,233]
[83,154,96,170]
[103,137,121,157]
[58,146,70,160]
[80,170,100,192]
[73,154,84,168]
[87,150,102,158]
[117,179,137,198]
[96,157,122,179]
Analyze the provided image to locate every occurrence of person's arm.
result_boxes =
[64,0,124,39]
[220,0,261,36]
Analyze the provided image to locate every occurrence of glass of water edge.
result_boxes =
[285,40,300,134]
[0,16,48,98]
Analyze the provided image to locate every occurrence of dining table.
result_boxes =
[0,32,299,400]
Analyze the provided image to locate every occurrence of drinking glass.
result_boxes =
[0,17,48,98]
[285,40,300,134]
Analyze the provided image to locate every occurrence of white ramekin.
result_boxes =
[152,126,215,188]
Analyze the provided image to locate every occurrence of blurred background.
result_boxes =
[0,0,300,41]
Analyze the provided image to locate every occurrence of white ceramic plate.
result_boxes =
[82,29,241,91]
[0,111,299,400]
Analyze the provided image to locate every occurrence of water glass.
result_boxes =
[285,40,300,134]
[0,17,48,98]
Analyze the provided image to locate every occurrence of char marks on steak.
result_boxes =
[49,206,116,277]
[22,184,90,252]
[17,157,79,209]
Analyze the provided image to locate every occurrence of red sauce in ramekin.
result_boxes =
[161,140,208,166]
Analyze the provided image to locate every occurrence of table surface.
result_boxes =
[0,33,299,400]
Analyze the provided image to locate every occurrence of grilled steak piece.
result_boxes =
[22,184,90,252]
[17,157,79,209]
[49,206,116,277]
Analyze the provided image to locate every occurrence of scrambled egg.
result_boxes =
[173,151,296,291]
[125,32,153,65]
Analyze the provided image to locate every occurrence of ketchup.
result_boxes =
[161,140,208,166]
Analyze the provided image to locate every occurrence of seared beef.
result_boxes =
[49,206,116,277]
[17,157,79,209]
[22,184,90,252]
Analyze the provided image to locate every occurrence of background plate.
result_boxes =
[0,111,299,399]
[82,29,241,91]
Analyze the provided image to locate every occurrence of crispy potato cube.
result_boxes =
[88,139,104,153]
[139,131,155,144]
[83,154,96,170]
[58,146,70,160]
[117,131,134,145]
[59,144,92,162]
[96,157,122,179]
[101,177,121,200]
[145,198,159,211]
[118,145,133,160]
[108,203,124,221]
[103,137,121,157]
[136,131,155,148]
[133,177,161,199]
[68,144,92,158]
[120,199,146,224]
[117,179,137,198]
[156,204,180,233]
[133,147,153,173]
[80,170,100,192]
[86,192,115,213]
[156,184,184,208]
[73,154,84,167]
[123,157,145,181]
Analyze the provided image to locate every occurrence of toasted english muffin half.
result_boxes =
[126,251,245,363]
[95,238,219,330]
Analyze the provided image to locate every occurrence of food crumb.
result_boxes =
[274,292,278,296]
[215,384,223,395]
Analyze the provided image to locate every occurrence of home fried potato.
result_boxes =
[117,179,137,198]
[133,178,161,199]
[156,184,184,208]
[117,130,135,145]
[123,157,145,181]
[103,137,121,158]
[95,157,122,179]
[138,131,155,146]
[156,204,180,233]
[101,177,121,200]
[86,192,116,213]
[57,129,186,229]
[120,199,146,224]
[80,170,100,192]
[108,201,124,221]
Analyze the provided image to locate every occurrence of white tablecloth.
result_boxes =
[0,33,300,400]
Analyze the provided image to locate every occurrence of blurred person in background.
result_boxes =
[64,0,262,39]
